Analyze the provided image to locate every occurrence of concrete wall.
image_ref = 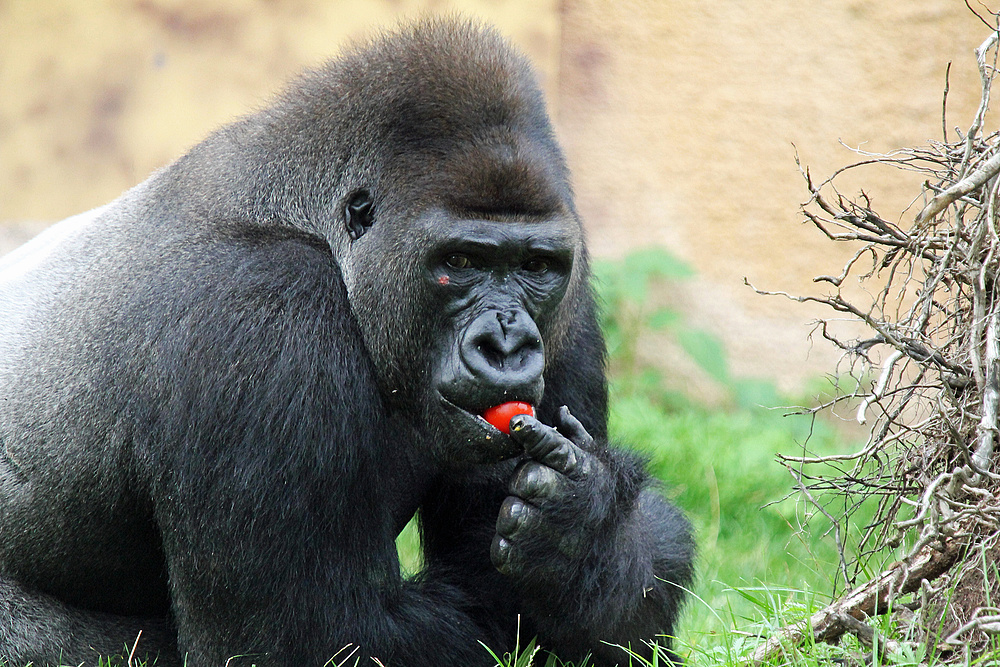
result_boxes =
[0,0,560,223]
[555,1,986,390]
[0,1,989,391]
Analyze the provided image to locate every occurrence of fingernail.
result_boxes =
[494,536,511,558]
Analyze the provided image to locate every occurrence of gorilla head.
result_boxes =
[213,21,592,464]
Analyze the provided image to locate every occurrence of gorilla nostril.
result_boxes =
[496,310,519,335]
[477,341,507,371]
[478,336,539,373]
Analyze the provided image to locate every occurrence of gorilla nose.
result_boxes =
[461,309,545,391]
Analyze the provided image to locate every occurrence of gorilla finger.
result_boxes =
[495,496,543,540]
[509,414,563,460]
[510,460,565,502]
[511,416,586,476]
[556,405,596,452]
[546,440,599,480]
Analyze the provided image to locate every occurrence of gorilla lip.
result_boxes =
[439,394,506,435]
[436,394,534,460]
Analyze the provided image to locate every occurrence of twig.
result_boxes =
[744,537,963,666]
[858,350,905,425]
[128,631,142,667]
[973,308,999,474]
[915,150,1000,225]
[943,61,952,143]
[944,607,1000,644]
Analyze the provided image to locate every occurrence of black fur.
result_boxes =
[0,19,694,667]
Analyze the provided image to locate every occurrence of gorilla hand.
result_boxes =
[488,406,691,665]
[490,405,610,581]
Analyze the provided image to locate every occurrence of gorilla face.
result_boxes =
[223,17,585,465]
[341,199,579,464]
[420,212,576,463]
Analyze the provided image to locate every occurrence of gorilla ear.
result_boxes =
[345,190,375,241]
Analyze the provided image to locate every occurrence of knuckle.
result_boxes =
[512,461,561,499]
[547,444,581,475]
[496,497,529,537]
[524,428,562,459]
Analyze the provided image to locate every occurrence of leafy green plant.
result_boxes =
[593,247,783,413]
[592,247,694,407]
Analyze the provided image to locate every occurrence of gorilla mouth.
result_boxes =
[439,394,505,434]
[437,394,521,462]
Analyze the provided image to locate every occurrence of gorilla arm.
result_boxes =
[0,577,178,667]
[137,229,507,666]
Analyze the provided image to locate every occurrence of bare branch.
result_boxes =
[748,15,1000,664]
[915,149,1000,225]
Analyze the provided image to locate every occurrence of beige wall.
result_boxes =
[0,1,988,390]
[0,0,560,223]
[555,1,985,389]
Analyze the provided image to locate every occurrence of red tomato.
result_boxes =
[481,402,535,434]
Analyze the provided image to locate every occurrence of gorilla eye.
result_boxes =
[444,254,472,269]
[345,190,374,241]
[522,258,549,273]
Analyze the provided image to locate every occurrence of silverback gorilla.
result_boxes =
[0,19,694,667]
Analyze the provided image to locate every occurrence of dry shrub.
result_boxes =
[747,11,1000,665]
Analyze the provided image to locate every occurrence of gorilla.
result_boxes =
[0,19,694,667]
